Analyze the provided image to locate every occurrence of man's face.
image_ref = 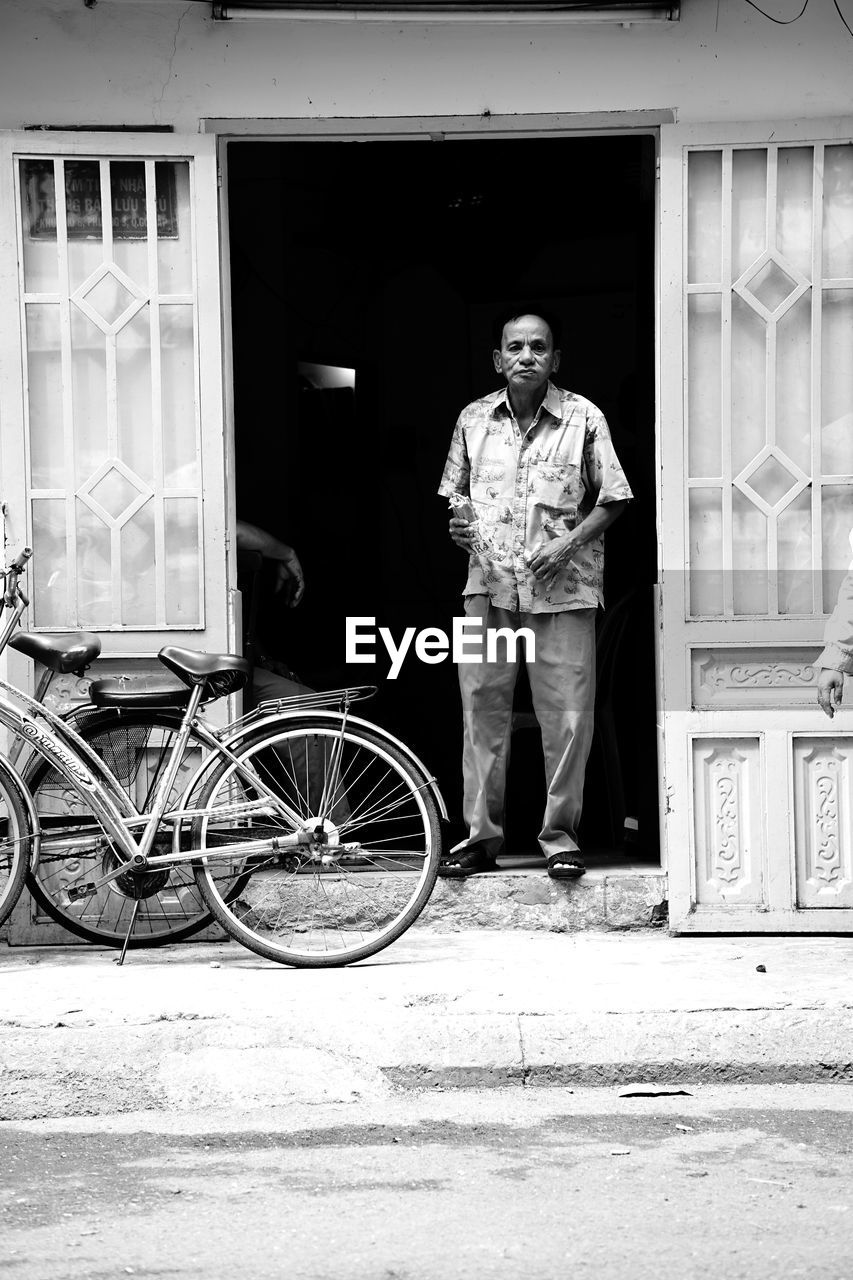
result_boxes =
[493,315,560,397]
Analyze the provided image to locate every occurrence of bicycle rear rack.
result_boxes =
[233,684,378,731]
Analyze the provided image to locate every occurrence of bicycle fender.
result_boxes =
[0,751,42,870]
[219,708,449,821]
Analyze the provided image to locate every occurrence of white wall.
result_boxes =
[1,0,851,132]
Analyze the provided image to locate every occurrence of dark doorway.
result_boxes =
[227,133,659,860]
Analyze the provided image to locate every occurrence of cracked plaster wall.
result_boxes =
[0,0,851,132]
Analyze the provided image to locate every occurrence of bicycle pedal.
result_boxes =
[66,882,96,902]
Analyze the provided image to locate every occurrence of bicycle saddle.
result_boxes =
[158,645,250,697]
[88,676,192,709]
[10,630,101,674]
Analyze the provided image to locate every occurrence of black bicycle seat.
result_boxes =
[158,645,250,697]
[10,630,101,674]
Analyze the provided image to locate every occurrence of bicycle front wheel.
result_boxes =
[0,759,33,928]
[25,709,219,948]
[191,718,442,967]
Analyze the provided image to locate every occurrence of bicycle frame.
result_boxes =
[128,703,449,872]
[0,676,338,897]
[109,702,451,874]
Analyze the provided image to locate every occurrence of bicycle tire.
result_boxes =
[191,716,442,967]
[0,758,33,928]
[24,708,224,948]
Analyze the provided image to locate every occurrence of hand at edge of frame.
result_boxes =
[817,669,844,718]
[273,550,305,607]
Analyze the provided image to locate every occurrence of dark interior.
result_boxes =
[227,134,659,859]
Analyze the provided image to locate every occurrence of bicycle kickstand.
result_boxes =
[117,899,141,967]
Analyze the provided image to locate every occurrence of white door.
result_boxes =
[0,131,233,702]
[659,120,853,932]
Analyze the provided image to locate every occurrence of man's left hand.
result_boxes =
[527,532,579,582]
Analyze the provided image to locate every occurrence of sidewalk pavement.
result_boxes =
[2,931,852,1121]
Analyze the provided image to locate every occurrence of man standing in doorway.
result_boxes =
[438,311,632,879]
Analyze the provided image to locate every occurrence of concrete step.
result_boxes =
[1,856,667,950]
[418,854,666,932]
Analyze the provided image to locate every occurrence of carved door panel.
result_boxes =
[659,121,853,931]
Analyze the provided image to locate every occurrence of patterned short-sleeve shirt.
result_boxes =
[438,381,633,612]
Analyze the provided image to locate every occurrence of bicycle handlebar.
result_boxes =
[2,547,32,612]
[8,547,33,573]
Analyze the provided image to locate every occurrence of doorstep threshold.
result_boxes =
[493,851,662,878]
[421,852,667,933]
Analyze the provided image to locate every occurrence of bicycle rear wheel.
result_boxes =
[0,759,32,928]
[191,717,442,967]
[25,709,220,948]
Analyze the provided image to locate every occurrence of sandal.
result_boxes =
[546,852,586,880]
[438,845,498,879]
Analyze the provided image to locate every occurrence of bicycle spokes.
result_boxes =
[191,722,441,966]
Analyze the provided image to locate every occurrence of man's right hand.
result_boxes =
[273,550,305,607]
[817,669,844,718]
[449,515,477,550]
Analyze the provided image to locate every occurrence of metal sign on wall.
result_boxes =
[21,159,178,241]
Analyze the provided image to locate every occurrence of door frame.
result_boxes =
[213,110,667,862]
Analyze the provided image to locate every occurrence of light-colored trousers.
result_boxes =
[456,596,596,859]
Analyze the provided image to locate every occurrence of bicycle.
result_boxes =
[0,550,447,966]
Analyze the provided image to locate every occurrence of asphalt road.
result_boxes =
[2,1085,852,1279]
